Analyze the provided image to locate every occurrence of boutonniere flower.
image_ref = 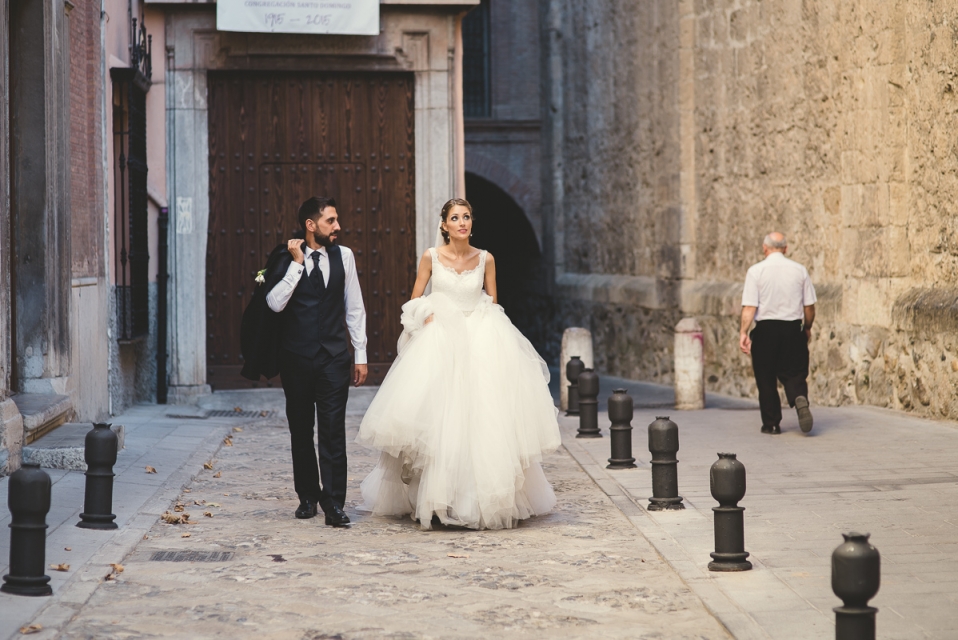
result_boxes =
[254,269,266,285]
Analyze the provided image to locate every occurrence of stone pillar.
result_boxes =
[674,318,704,410]
[560,327,593,411]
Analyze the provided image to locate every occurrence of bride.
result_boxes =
[356,198,561,530]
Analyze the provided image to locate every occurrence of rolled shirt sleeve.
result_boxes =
[742,267,760,308]
[341,247,368,364]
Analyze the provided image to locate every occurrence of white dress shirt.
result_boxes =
[266,245,368,364]
[742,252,817,322]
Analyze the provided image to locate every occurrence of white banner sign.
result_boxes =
[217,0,379,35]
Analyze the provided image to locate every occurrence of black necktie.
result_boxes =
[309,251,324,290]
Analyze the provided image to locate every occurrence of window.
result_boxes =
[462,0,491,118]
[111,19,152,341]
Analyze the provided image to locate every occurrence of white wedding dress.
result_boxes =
[356,248,561,530]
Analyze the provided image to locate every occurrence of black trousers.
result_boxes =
[750,320,809,428]
[279,348,351,512]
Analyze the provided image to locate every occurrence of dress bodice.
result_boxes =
[429,247,486,313]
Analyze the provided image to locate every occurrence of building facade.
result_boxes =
[1,0,476,473]
[533,0,958,419]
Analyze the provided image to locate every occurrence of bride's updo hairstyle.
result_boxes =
[440,198,474,244]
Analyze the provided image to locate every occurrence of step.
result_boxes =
[22,422,125,471]
[11,393,74,443]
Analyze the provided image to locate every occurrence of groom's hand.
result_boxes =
[287,239,305,264]
[352,364,368,387]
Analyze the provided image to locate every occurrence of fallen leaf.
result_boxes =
[173,503,185,512]
[143,535,149,540]
[447,554,470,559]
[50,563,70,571]
[223,436,233,446]
[213,471,222,478]
[104,572,115,581]
[260,411,268,417]
[223,493,230,496]
[145,466,157,474]
[269,554,287,563]
[161,511,183,525]
[193,500,206,506]
[19,624,42,635]
[111,564,124,573]
[181,532,191,538]
[182,513,191,522]
[233,426,244,432]
[203,461,214,470]
[64,547,72,551]
[183,488,191,493]
[203,511,213,518]
[206,502,221,507]
[233,406,243,412]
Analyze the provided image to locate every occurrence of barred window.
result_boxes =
[462,0,491,118]
[111,20,152,341]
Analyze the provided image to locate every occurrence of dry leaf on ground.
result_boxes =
[162,511,183,524]
[64,547,71,551]
[181,532,191,538]
[173,503,185,512]
[223,436,233,446]
[206,502,221,507]
[233,406,242,412]
[183,488,191,493]
[203,511,213,518]
[203,461,214,470]
[270,554,287,562]
[193,500,206,506]
[145,466,157,474]
[50,563,70,571]
[213,471,222,478]
[19,624,42,635]
[111,564,124,573]
[232,427,244,432]
[447,554,470,559]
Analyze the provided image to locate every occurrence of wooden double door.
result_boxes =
[207,72,417,388]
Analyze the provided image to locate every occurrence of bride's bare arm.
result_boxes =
[410,252,433,300]
[483,252,498,304]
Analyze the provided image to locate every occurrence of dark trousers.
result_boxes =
[750,320,809,428]
[279,348,351,512]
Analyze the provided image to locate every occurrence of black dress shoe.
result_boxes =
[760,424,781,435]
[295,499,318,519]
[325,505,351,527]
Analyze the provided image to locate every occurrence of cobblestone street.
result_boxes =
[52,394,729,639]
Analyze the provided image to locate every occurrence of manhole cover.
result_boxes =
[150,550,234,562]
[207,409,274,419]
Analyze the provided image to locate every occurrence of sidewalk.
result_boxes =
[561,386,958,639]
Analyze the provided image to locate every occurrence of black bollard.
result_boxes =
[77,423,119,530]
[647,416,684,510]
[566,356,585,416]
[708,453,752,571]
[2,463,53,596]
[607,389,636,469]
[576,368,601,438]
[832,532,880,640]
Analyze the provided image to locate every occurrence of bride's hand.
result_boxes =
[424,314,434,325]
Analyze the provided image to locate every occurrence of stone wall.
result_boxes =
[543,0,958,420]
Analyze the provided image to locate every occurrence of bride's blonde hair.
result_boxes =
[439,198,474,244]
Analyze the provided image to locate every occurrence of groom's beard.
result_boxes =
[313,229,337,247]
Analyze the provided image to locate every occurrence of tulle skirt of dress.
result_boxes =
[356,292,561,530]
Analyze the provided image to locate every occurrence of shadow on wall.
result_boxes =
[465,172,547,344]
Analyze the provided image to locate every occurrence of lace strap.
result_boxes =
[428,247,437,263]
[479,250,487,270]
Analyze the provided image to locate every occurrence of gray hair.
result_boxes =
[763,233,787,249]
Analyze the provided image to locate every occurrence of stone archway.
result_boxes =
[465,172,543,338]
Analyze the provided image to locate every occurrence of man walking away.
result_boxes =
[739,232,816,435]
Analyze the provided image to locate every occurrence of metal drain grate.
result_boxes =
[207,409,274,419]
[150,550,234,562]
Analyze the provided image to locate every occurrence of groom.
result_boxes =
[264,196,368,527]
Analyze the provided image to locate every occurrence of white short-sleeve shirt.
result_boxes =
[742,252,817,322]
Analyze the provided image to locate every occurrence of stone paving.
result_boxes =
[563,398,958,640]
[1,389,729,639]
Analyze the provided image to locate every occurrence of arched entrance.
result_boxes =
[465,172,543,334]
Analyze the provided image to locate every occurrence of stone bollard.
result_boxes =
[709,453,752,571]
[566,356,585,416]
[576,368,601,438]
[647,416,684,510]
[674,318,705,410]
[708,453,752,571]
[77,423,119,530]
[607,389,636,469]
[832,532,880,640]
[560,328,594,411]
[1,462,53,596]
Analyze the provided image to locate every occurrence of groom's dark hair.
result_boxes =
[298,196,337,232]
